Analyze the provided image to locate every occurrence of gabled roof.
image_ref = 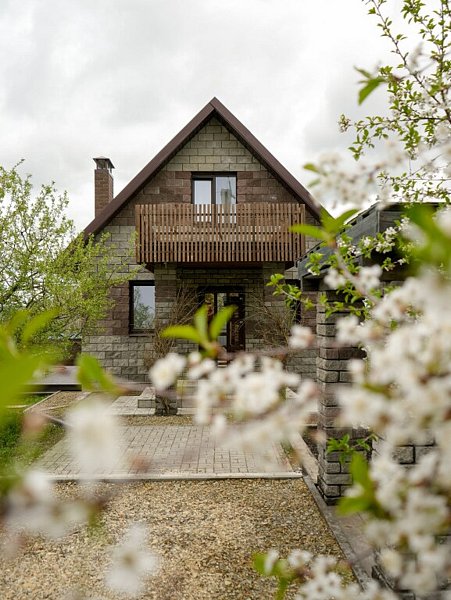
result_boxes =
[84,97,321,237]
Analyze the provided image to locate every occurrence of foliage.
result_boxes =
[347,0,451,160]
[162,303,236,358]
[0,163,132,355]
[246,288,301,351]
[144,285,199,369]
[326,432,375,466]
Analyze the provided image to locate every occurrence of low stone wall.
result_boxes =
[82,334,153,381]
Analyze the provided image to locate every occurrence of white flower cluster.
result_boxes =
[313,149,403,210]
[66,396,122,476]
[149,352,186,390]
[105,523,160,597]
[266,549,398,600]
[324,268,346,289]
[288,325,316,349]
[5,470,89,541]
[160,348,319,466]
[336,267,451,595]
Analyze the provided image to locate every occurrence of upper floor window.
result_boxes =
[130,281,155,332]
[192,174,236,207]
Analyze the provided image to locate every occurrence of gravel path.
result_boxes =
[0,479,351,599]
[27,391,87,418]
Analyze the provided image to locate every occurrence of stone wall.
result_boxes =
[110,117,312,226]
[82,224,154,382]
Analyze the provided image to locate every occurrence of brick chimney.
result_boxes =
[94,157,114,216]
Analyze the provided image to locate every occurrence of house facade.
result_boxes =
[83,98,320,382]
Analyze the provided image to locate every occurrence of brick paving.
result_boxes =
[38,424,294,478]
[108,394,154,416]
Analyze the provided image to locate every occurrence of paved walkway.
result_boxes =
[39,423,295,479]
[108,394,154,416]
[37,389,302,479]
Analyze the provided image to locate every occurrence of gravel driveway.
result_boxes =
[0,479,351,600]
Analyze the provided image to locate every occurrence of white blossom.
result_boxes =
[105,523,160,597]
[336,314,360,344]
[187,357,216,380]
[324,268,346,289]
[66,398,122,476]
[149,352,186,390]
[263,548,279,574]
[6,470,88,539]
[288,325,315,349]
[357,264,382,292]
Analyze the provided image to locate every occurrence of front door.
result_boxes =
[201,289,245,353]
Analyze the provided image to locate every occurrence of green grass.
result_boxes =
[0,412,23,464]
[0,396,65,469]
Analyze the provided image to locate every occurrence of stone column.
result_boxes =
[153,263,180,414]
[316,290,366,503]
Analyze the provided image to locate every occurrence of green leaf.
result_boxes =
[333,209,359,229]
[339,495,374,514]
[358,77,385,104]
[290,224,330,241]
[303,162,320,173]
[406,205,451,270]
[194,305,209,342]
[22,309,59,344]
[161,324,203,344]
[0,354,46,411]
[253,553,267,576]
[209,305,236,341]
[355,67,372,78]
[266,273,285,286]
[76,353,118,393]
[350,452,370,486]
[321,208,358,235]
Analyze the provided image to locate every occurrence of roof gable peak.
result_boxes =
[84,99,320,237]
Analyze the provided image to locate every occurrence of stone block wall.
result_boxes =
[316,291,366,503]
[111,117,302,226]
[82,224,155,382]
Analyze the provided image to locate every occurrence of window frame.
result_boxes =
[129,281,155,334]
[191,173,237,206]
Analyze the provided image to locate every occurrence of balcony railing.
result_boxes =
[135,202,305,264]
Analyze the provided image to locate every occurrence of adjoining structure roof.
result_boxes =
[84,97,321,237]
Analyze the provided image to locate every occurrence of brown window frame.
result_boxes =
[191,173,237,205]
[129,281,155,334]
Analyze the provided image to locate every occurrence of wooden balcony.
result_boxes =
[135,202,305,265]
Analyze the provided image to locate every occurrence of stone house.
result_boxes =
[83,98,320,382]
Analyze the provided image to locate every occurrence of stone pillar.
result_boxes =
[152,264,179,414]
[296,290,318,380]
[316,291,366,503]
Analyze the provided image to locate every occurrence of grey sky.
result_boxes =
[0,0,403,229]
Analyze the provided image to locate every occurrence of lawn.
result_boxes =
[0,396,65,469]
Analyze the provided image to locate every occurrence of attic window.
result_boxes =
[130,282,155,332]
[192,174,236,206]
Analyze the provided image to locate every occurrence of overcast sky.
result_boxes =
[0,0,405,230]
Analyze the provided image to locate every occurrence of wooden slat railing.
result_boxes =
[135,202,305,264]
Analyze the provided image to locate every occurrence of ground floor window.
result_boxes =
[130,281,155,332]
